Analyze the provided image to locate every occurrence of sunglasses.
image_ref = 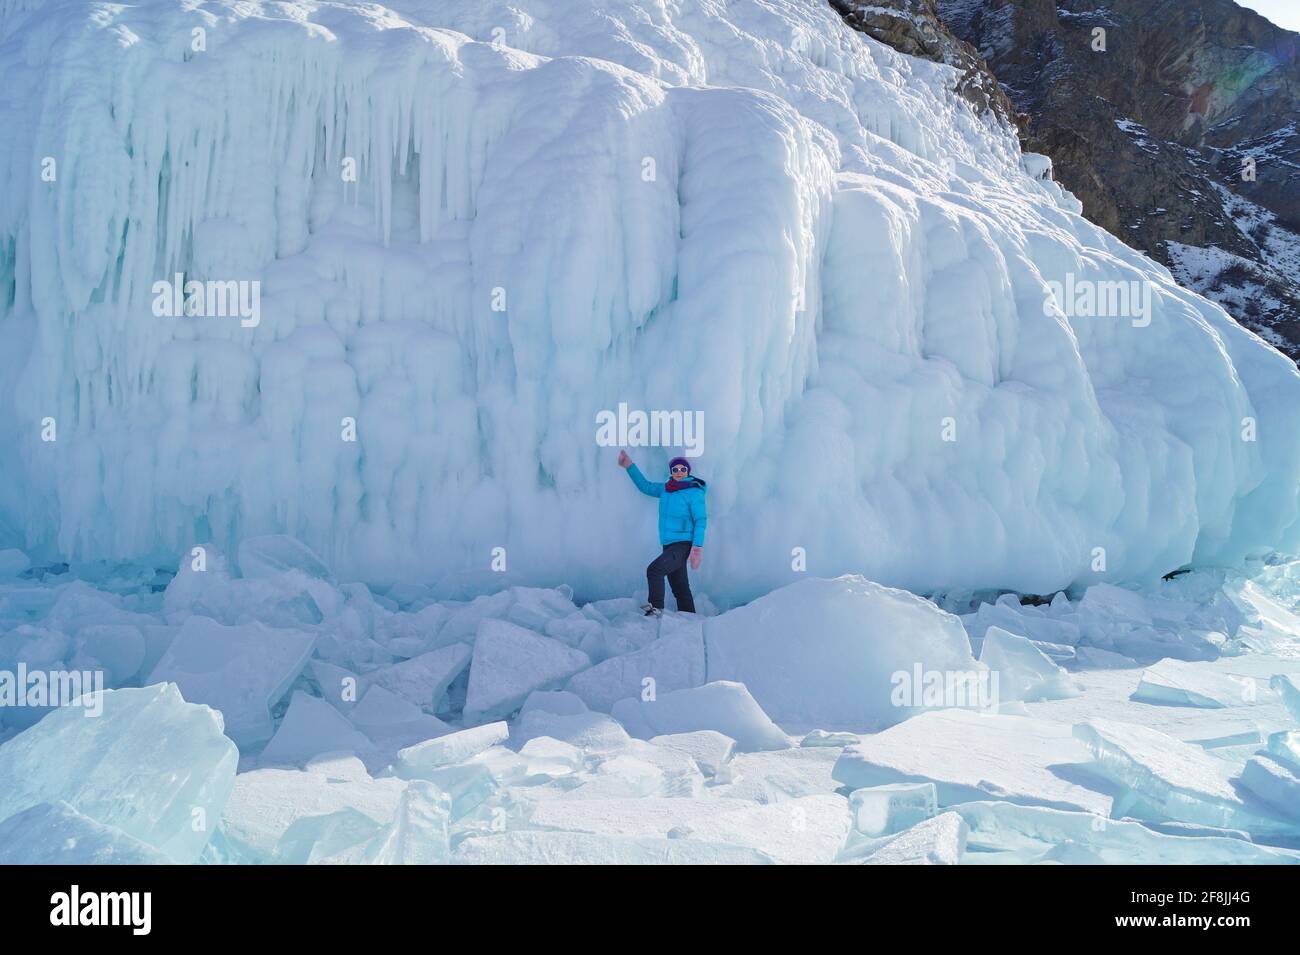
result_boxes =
[670,465,690,474]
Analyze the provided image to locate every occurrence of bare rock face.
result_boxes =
[846,0,1300,360]
[943,0,1300,357]
[830,0,1023,128]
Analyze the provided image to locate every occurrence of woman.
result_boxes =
[618,449,706,616]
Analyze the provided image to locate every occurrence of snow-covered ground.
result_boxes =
[2,0,1300,864]
[2,539,1300,864]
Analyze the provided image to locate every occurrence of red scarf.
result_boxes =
[665,477,696,493]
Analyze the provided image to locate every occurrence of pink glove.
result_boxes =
[689,547,703,570]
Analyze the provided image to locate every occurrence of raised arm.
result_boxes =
[618,451,662,497]
[626,463,663,497]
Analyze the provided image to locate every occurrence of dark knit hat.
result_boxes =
[667,456,692,474]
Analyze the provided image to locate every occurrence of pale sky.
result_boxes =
[1235,0,1300,33]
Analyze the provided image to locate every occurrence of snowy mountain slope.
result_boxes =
[0,0,1298,604]
[1167,183,1300,355]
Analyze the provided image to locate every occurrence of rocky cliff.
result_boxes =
[837,0,1300,359]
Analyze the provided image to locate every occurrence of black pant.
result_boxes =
[647,541,695,612]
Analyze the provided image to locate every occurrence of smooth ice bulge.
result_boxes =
[0,0,1297,603]
[706,576,980,729]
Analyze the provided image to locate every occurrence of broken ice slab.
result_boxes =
[617,739,705,797]
[610,681,790,752]
[1077,584,1224,661]
[462,619,591,723]
[838,812,967,865]
[258,691,376,766]
[310,659,362,714]
[1236,755,1300,821]
[517,736,585,777]
[1132,659,1261,708]
[510,709,633,754]
[72,623,146,686]
[275,807,384,864]
[237,535,333,581]
[564,630,704,712]
[1029,641,1076,664]
[560,754,669,800]
[1271,673,1300,724]
[1079,582,1153,629]
[1185,728,1265,750]
[503,586,581,633]
[1114,629,1223,663]
[394,722,508,778]
[147,615,315,748]
[220,755,405,860]
[525,794,851,864]
[576,597,638,624]
[520,689,588,717]
[649,730,736,778]
[1226,581,1300,654]
[706,576,978,731]
[978,626,1079,702]
[361,781,452,864]
[162,548,343,631]
[436,591,516,647]
[547,739,708,801]
[276,779,454,865]
[1072,646,1140,669]
[1137,820,1252,841]
[376,603,450,658]
[1073,718,1296,836]
[310,630,392,674]
[1267,730,1300,770]
[399,763,496,819]
[591,612,688,662]
[956,800,1300,864]
[0,623,70,672]
[0,634,70,730]
[832,709,1110,815]
[348,685,451,755]
[458,745,551,790]
[964,600,1081,649]
[542,614,603,651]
[366,642,472,712]
[710,747,842,802]
[849,782,938,837]
[452,830,774,864]
[0,684,237,863]
[800,729,860,748]
[0,801,172,864]
[1009,658,1290,750]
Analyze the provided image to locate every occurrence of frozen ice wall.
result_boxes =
[0,0,1298,602]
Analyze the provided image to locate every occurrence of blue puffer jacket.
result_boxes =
[626,464,707,547]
